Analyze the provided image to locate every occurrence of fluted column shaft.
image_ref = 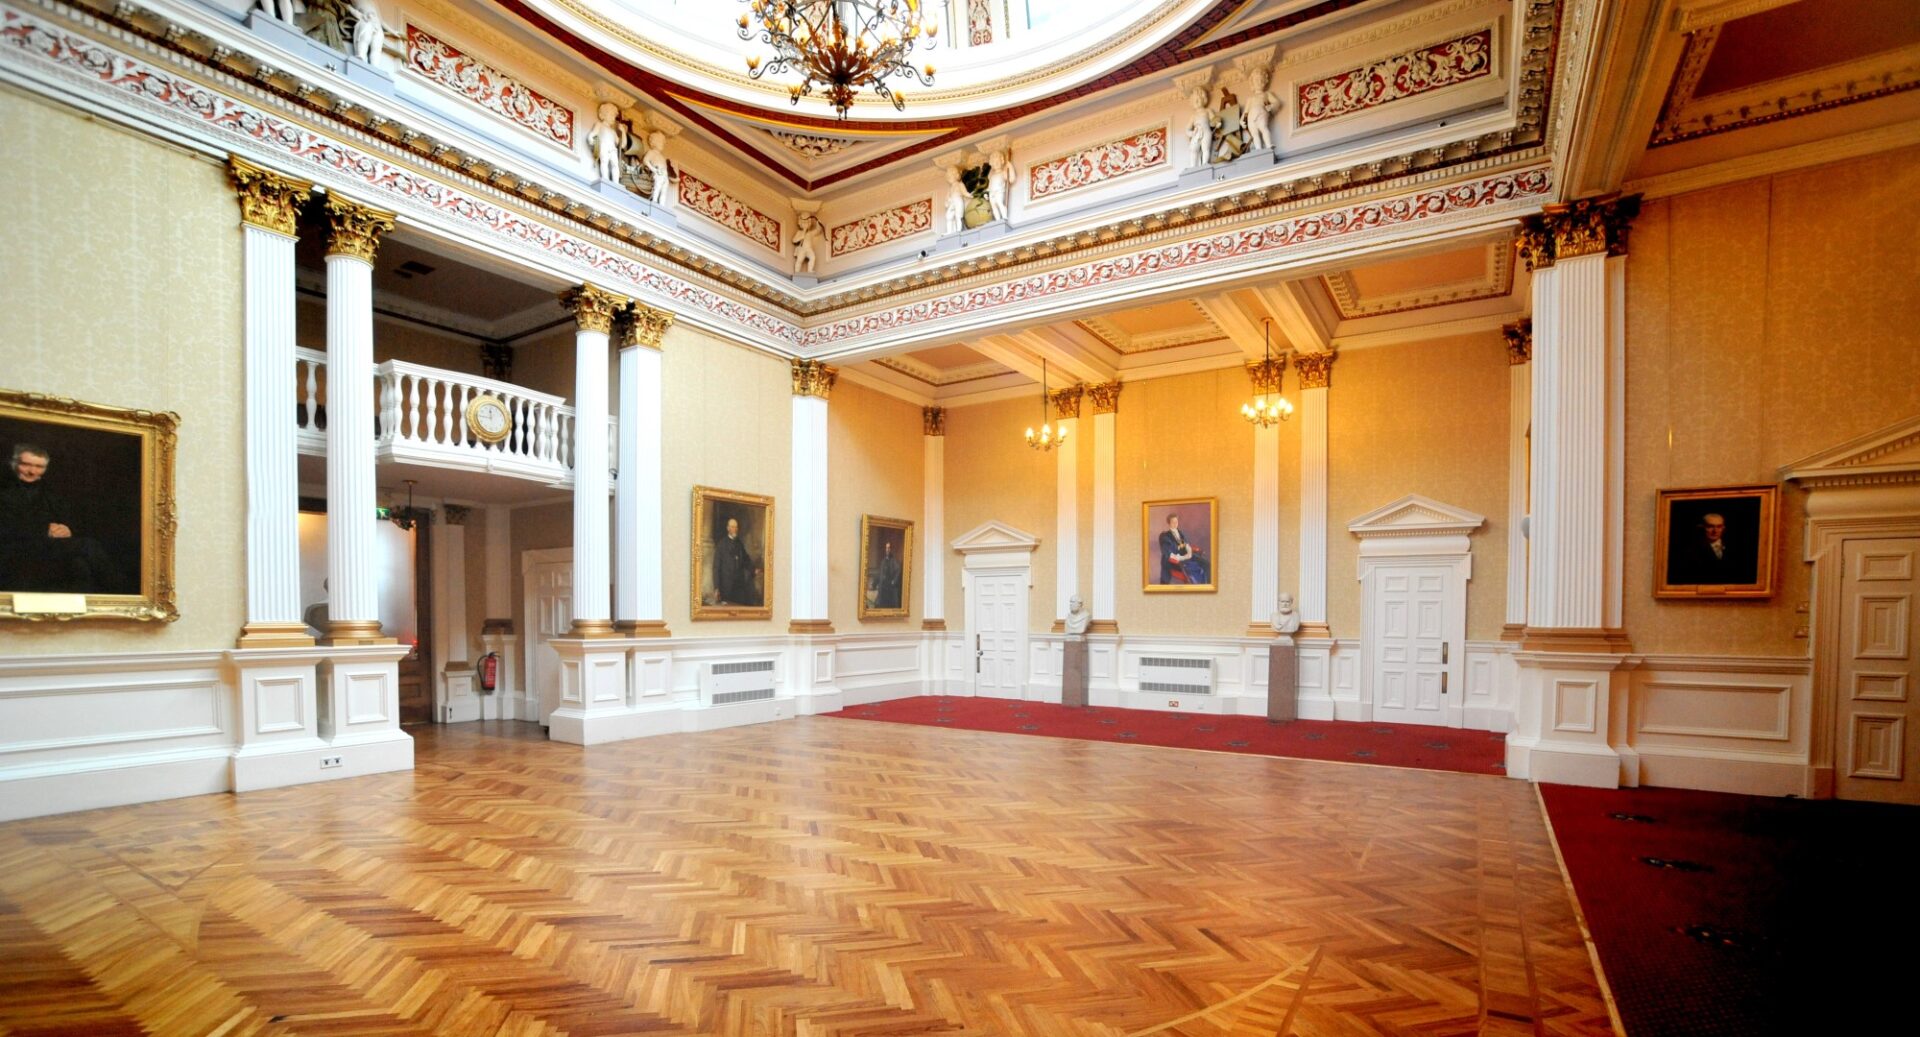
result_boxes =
[790,360,836,633]
[1052,386,1082,625]
[559,285,627,637]
[1504,321,1533,633]
[322,194,395,645]
[614,304,674,635]
[1294,352,1335,637]
[921,408,946,630]
[1089,383,1120,631]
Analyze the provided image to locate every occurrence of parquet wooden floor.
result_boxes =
[0,718,1615,1036]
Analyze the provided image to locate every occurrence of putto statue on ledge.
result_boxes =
[588,103,629,183]
[641,132,674,207]
[1065,594,1091,636]
[348,0,381,64]
[986,147,1013,223]
[791,209,823,274]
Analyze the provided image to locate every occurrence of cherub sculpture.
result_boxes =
[1186,87,1218,166]
[1242,66,1279,152]
[641,131,673,206]
[587,103,629,183]
[791,210,824,275]
[348,0,382,65]
[985,148,1012,223]
[942,164,969,234]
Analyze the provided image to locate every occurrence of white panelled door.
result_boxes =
[971,572,1026,699]
[1837,537,1920,804]
[526,556,572,727]
[1370,566,1453,726]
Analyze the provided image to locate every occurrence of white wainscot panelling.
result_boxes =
[836,635,935,706]
[1103,637,1273,716]
[1462,640,1514,732]
[1624,655,1812,797]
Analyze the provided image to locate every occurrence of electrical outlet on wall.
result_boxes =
[321,756,343,769]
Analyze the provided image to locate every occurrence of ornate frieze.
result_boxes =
[1293,351,1336,389]
[1049,384,1085,421]
[922,406,946,436]
[677,172,782,252]
[829,198,934,256]
[768,128,856,159]
[228,156,311,236]
[791,359,837,399]
[1087,382,1123,414]
[405,25,574,147]
[617,302,676,349]
[323,194,396,263]
[1503,319,1533,365]
[1028,127,1169,202]
[1245,356,1286,395]
[1515,193,1640,270]
[558,284,630,334]
[1297,28,1495,127]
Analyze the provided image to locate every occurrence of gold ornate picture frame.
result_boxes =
[1654,484,1780,599]
[1142,496,1218,593]
[0,389,179,622]
[692,485,774,620]
[858,515,913,620]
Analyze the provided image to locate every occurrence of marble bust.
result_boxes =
[1271,591,1301,634]
[1065,594,1091,636]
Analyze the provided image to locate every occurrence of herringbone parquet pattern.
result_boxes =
[0,718,1615,1036]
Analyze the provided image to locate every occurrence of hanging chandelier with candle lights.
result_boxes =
[1026,358,1069,451]
[738,0,939,119]
[1241,317,1294,427]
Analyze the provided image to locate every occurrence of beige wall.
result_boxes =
[828,380,924,630]
[1327,333,1511,641]
[1623,147,1920,654]
[0,90,245,654]
[1114,368,1262,636]
[661,325,792,634]
[943,395,1058,631]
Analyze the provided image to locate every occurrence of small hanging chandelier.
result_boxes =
[1241,317,1293,427]
[738,1,939,119]
[1026,358,1069,451]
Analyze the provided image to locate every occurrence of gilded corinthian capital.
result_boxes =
[1292,351,1336,389]
[1503,319,1533,365]
[323,194,397,263]
[1050,384,1084,420]
[1515,193,1640,270]
[922,406,946,436]
[615,302,676,349]
[1087,381,1123,414]
[792,359,837,399]
[228,156,311,236]
[559,284,631,334]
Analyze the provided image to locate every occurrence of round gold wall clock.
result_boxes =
[465,393,513,444]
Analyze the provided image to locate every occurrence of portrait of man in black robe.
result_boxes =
[711,515,762,607]
[1,437,134,595]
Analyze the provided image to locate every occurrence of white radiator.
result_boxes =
[698,659,777,706]
[1138,656,1215,695]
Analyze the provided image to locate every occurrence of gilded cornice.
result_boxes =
[792,359,837,399]
[1050,384,1085,421]
[323,194,396,263]
[922,406,946,436]
[1516,193,1640,270]
[1293,352,1336,389]
[559,284,631,334]
[617,302,676,349]
[228,155,310,236]
[1503,319,1533,365]
[1244,356,1286,395]
[1087,382,1123,415]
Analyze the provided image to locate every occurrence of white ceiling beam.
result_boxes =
[1254,280,1336,353]
[1192,295,1272,360]
[969,335,1057,387]
[1009,325,1118,385]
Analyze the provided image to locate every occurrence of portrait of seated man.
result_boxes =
[0,443,126,594]
[711,515,762,607]
[1143,501,1216,591]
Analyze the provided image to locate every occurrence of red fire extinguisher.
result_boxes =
[479,651,500,694]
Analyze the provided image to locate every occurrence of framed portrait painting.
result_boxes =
[1654,484,1780,598]
[0,389,179,622]
[858,515,913,620]
[1142,496,1218,593]
[692,485,773,620]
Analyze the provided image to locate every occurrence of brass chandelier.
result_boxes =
[1241,318,1293,427]
[737,1,938,118]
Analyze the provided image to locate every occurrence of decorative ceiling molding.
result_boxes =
[1650,38,1920,147]
[1076,303,1226,354]
[767,128,857,159]
[871,354,1010,386]
[1319,240,1515,319]
[1296,26,1497,128]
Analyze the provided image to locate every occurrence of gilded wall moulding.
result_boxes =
[791,359,837,399]
[1087,382,1123,414]
[559,284,631,334]
[922,406,946,436]
[1050,384,1085,420]
[1245,356,1286,395]
[404,25,574,147]
[227,156,311,236]
[1515,192,1640,269]
[1293,351,1336,389]
[1296,28,1495,128]
[618,302,676,349]
[1503,318,1532,365]
[323,194,396,263]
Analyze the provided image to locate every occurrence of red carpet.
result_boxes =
[825,695,1506,775]
[1539,784,1920,1036]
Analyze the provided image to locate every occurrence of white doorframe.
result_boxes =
[951,521,1041,700]
[520,547,572,726]
[1349,495,1485,728]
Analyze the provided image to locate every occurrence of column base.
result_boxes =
[1050,619,1065,634]
[789,619,835,635]
[237,622,315,648]
[614,619,672,637]
[568,618,619,638]
[1520,626,1633,653]
[1243,623,1279,638]
[921,618,948,631]
[1296,622,1333,640]
[481,617,515,636]
[1500,622,1528,642]
[1088,620,1119,635]
[323,619,395,646]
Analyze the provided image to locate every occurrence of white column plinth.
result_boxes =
[228,647,328,791]
[315,644,414,775]
[546,637,631,744]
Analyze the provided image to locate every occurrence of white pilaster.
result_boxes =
[484,504,512,620]
[1055,414,1079,623]
[321,196,394,644]
[1504,322,1533,630]
[559,285,626,638]
[432,507,478,723]
[922,408,946,629]
[1527,255,1609,631]
[1091,396,1118,628]
[1295,355,1333,636]
[615,306,672,636]
[1251,419,1281,633]
[240,221,309,646]
[790,361,834,632]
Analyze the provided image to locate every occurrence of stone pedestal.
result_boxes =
[1267,640,1297,722]
[1062,636,1090,708]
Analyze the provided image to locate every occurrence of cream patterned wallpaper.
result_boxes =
[1326,332,1511,641]
[827,380,924,630]
[1623,146,1920,655]
[943,396,1059,632]
[0,91,245,654]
